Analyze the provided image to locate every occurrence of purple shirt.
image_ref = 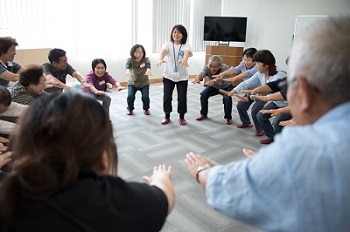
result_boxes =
[85,71,117,92]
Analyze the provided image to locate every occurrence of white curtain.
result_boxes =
[152,0,191,53]
[0,0,49,49]
[0,0,132,57]
[190,0,222,51]
[0,0,222,56]
[152,0,221,52]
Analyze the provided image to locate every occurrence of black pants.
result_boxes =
[163,78,188,115]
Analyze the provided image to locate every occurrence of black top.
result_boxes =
[266,77,287,100]
[42,62,76,93]
[6,171,168,232]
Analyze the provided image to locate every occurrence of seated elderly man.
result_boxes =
[186,16,350,232]
[192,55,234,125]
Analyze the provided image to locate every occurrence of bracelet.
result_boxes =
[81,80,86,83]
[195,163,211,183]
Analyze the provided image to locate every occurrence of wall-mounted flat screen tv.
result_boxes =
[204,16,247,42]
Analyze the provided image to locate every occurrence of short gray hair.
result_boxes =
[208,55,223,67]
[288,16,350,106]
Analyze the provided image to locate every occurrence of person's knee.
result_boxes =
[142,95,149,101]
[272,120,280,129]
[256,111,270,121]
[251,106,262,116]
[256,112,263,120]
[127,94,135,100]
[200,92,209,100]
[222,96,232,104]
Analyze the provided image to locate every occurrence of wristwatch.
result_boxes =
[195,163,211,183]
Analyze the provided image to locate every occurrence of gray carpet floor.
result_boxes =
[108,82,265,232]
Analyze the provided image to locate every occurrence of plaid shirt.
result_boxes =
[0,82,48,123]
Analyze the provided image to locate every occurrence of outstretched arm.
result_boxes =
[185,152,215,188]
[143,165,175,214]
[72,71,89,89]
[156,49,168,67]
[45,74,70,91]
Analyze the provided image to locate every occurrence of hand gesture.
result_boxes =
[206,80,216,86]
[279,119,296,127]
[125,69,133,77]
[192,78,201,84]
[179,59,189,67]
[0,151,13,169]
[0,137,9,144]
[143,165,172,184]
[145,68,152,76]
[235,94,250,102]
[156,60,166,67]
[251,95,269,102]
[117,86,126,92]
[260,108,280,116]
[243,148,255,157]
[212,73,223,80]
[185,152,215,179]
[95,90,105,96]
[219,89,235,96]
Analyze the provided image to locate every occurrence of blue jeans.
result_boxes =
[163,78,188,115]
[127,84,150,110]
[256,102,292,140]
[200,85,234,119]
[236,98,266,131]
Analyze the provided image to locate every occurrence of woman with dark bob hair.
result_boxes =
[0,91,175,232]
[125,44,152,116]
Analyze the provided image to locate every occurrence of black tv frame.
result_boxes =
[204,16,247,43]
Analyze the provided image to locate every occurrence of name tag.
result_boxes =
[99,80,106,86]
[140,63,145,68]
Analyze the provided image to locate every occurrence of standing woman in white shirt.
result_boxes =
[157,25,193,126]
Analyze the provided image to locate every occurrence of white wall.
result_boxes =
[68,0,350,83]
[222,0,350,70]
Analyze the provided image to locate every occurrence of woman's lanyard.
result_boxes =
[173,44,183,72]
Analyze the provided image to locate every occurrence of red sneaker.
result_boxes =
[237,124,253,128]
[143,110,150,115]
[225,118,232,125]
[161,118,171,125]
[178,119,186,125]
[127,110,133,115]
[196,115,207,121]
[260,138,273,144]
[255,130,265,136]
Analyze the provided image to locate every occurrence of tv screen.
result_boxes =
[204,16,247,42]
